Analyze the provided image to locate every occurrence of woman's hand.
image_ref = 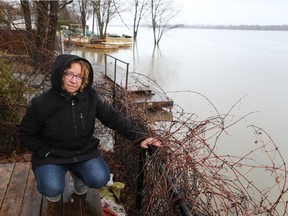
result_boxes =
[140,137,162,149]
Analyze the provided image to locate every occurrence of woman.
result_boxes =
[18,54,161,202]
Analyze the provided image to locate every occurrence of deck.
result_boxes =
[0,163,104,216]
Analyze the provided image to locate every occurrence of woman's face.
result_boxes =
[62,62,83,95]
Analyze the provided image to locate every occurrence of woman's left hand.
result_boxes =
[140,137,162,149]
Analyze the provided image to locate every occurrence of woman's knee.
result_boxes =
[37,180,64,197]
[77,157,110,188]
[34,165,66,197]
[86,170,110,188]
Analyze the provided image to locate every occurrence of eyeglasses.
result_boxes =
[63,71,83,81]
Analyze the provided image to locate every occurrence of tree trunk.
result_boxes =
[35,1,48,50]
[46,1,59,52]
[20,1,59,75]
[80,0,86,36]
[20,1,32,32]
[20,1,35,58]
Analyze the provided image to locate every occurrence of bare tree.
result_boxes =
[58,0,75,20]
[149,0,180,45]
[129,0,148,40]
[92,0,124,39]
[18,0,72,72]
[20,0,72,52]
[19,1,54,67]
[93,0,110,39]
[75,0,93,36]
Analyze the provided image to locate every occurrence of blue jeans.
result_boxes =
[34,157,110,197]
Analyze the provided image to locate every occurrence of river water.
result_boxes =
[70,27,288,155]
[70,27,288,212]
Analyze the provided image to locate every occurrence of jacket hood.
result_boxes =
[50,54,94,94]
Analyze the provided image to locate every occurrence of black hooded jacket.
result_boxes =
[18,54,146,170]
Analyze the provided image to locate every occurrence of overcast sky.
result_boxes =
[179,0,288,25]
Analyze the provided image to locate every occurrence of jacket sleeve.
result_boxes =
[94,93,147,144]
[18,99,54,158]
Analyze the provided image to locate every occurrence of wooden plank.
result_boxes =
[131,74,173,108]
[0,163,14,209]
[20,167,42,216]
[41,198,62,216]
[0,164,107,216]
[0,163,30,216]
[82,189,104,216]
[147,109,173,122]
[62,193,83,216]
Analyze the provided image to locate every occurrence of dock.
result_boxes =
[92,55,174,110]
[0,163,104,216]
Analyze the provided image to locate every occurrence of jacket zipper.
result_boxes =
[71,100,79,162]
[72,100,82,163]
[80,113,85,130]
[71,100,77,136]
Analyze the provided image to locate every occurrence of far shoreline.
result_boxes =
[110,24,288,31]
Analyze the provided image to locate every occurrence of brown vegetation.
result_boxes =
[108,84,288,215]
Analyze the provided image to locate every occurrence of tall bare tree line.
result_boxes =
[0,0,181,59]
